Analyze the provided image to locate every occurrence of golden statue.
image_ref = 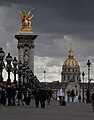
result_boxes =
[20,9,34,32]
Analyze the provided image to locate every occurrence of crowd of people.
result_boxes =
[0,83,53,108]
[0,83,94,112]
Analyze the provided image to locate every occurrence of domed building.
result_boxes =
[61,47,81,82]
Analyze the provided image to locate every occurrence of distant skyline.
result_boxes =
[0,0,94,82]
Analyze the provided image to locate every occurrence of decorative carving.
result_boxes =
[17,44,24,49]
[24,49,29,65]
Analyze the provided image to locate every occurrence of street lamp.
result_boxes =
[82,71,85,102]
[43,70,46,83]
[22,65,26,85]
[0,47,5,82]
[5,53,13,83]
[12,57,18,85]
[18,61,23,85]
[87,59,91,103]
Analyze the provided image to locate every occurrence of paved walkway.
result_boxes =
[0,101,94,120]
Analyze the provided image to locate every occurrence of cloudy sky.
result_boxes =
[1,0,94,82]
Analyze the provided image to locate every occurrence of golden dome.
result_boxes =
[63,48,79,67]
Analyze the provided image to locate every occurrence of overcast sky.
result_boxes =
[1,0,94,82]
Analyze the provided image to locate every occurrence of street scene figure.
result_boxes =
[39,88,47,108]
[6,85,12,106]
[17,85,23,106]
[57,87,64,106]
[33,88,40,108]
[91,89,94,112]
[70,90,75,102]
[24,88,31,108]
[46,88,53,105]
[67,90,70,102]
[86,89,90,103]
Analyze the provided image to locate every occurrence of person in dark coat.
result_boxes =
[39,88,47,108]
[22,86,27,105]
[86,89,90,103]
[70,90,75,102]
[0,86,2,105]
[6,85,12,106]
[67,90,70,102]
[91,89,94,112]
[25,88,31,108]
[46,88,53,105]
[1,87,6,106]
[33,88,40,108]
[17,85,23,106]
[11,84,16,106]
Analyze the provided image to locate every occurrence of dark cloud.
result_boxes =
[0,0,94,58]
[0,0,94,81]
[1,0,94,33]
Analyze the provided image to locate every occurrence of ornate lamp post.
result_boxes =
[87,59,91,103]
[22,65,26,85]
[82,71,85,102]
[0,47,5,82]
[12,57,18,85]
[5,53,13,83]
[18,61,23,85]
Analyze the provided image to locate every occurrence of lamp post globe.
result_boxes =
[6,53,13,64]
[13,57,18,67]
[0,47,5,82]
[5,53,13,84]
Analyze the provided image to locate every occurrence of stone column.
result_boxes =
[15,32,38,72]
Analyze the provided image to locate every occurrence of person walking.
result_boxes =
[46,88,53,105]
[11,84,16,106]
[0,86,2,105]
[17,85,23,106]
[57,87,64,106]
[91,89,94,112]
[70,90,75,102]
[25,88,31,108]
[33,88,40,108]
[6,85,12,106]
[86,89,90,103]
[39,88,47,108]
[1,87,6,106]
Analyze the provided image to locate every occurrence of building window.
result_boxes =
[68,69,70,72]
[68,75,70,80]
[73,69,74,72]
[77,76,78,80]
[64,76,65,80]
[73,75,74,80]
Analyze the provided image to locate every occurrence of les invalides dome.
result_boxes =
[61,47,81,82]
